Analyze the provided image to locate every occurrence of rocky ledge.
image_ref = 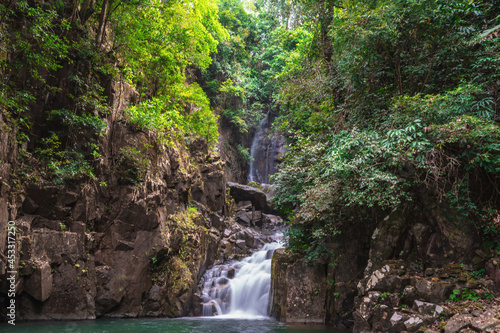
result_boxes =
[270,205,500,332]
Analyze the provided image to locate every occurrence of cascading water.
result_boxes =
[248,116,268,183]
[200,240,283,318]
[248,112,285,184]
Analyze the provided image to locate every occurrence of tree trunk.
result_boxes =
[95,0,113,47]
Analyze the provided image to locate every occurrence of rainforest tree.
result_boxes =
[272,0,500,262]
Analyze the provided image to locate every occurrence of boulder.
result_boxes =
[358,264,410,294]
[404,316,424,332]
[414,278,454,303]
[236,212,252,226]
[412,300,444,317]
[24,261,53,302]
[262,213,283,227]
[227,182,269,212]
[369,208,409,263]
[390,312,409,332]
[95,266,125,315]
[227,267,236,279]
[486,259,500,292]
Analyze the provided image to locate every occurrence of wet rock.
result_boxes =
[262,213,283,229]
[235,229,256,248]
[248,114,285,184]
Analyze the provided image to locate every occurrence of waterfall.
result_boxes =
[248,111,285,184]
[249,116,268,183]
[200,241,283,318]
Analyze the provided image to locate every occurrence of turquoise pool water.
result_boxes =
[1,317,346,333]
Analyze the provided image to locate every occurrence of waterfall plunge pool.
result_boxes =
[2,318,347,333]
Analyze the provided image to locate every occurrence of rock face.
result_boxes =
[270,249,329,325]
[0,81,228,321]
[444,310,500,333]
[270,203,500,331]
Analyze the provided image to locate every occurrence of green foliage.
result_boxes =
[272,0,500,261]
[246,181,260,188]
[34,132,96,184]
[113,0,226,85]
[238,144,252,161]
[204,0,287,135]
[471,268,486,279]
[1,0,227,188]
[449,288,481,302]
[113,0,223,148]
[116,146,150,185]
[126,83,219,147]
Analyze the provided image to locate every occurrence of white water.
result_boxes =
[200,240,283,318]
[249,115,268,183]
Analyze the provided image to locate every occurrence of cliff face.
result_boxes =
[0,80,228,320]
[270,203,500,331]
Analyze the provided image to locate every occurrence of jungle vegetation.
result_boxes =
[1,0,499,261]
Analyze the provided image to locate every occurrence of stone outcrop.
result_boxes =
[227,182,269,212]
[270,202,500,331]
[0,80,229,321]
[270,249,329,325]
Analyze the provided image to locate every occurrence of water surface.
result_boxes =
[2,317,346,333]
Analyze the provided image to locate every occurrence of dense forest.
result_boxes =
[1,0,500,330]
[4,0,498,259]
[0,0,500,259]
[269,0,500,263]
